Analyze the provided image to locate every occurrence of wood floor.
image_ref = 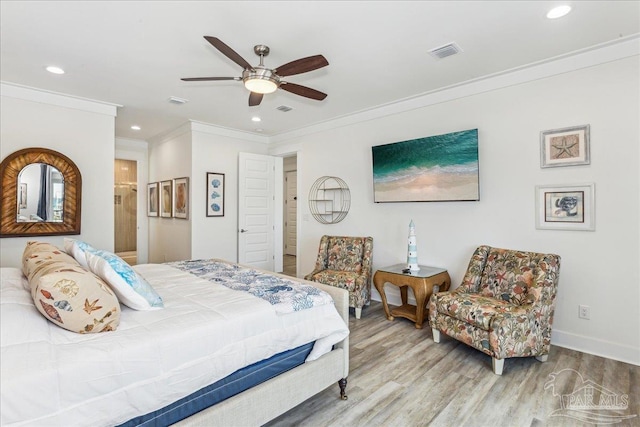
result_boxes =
[282,255,296,277]
[266,302,640,427]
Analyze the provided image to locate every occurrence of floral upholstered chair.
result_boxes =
[428,245,561,375]
[305,235,373,319]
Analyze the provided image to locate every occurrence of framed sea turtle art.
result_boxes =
[535,183,595,231]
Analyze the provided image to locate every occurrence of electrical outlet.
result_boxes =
[579,305,590,320]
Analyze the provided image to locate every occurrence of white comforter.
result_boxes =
[0,264,349,427]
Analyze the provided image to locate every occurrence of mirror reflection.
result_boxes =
[17,163,64,223]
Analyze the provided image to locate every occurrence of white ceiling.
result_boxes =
[1,1,639,141]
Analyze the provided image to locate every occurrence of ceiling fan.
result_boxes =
[181,36,329,107]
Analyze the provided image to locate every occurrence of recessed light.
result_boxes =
[45,66,65,74]
[168,96,188,105]
[131,125,141,131]
[547,5,571,19]
[251,116,262,122]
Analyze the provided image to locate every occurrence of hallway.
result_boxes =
[282,255,296,277]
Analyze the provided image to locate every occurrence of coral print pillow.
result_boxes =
[64,239,164,310]
[85,249,164,310]
[32,267,121,334]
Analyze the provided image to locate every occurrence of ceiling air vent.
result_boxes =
[429,42,462,59]
[276,105,293,112]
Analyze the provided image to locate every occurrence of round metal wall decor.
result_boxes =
[308,176,350,224]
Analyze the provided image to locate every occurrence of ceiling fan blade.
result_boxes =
[204,36,253,70]
[280,82,327,101]
[249,92,263,106]
[275,55,329,77]
[181,77,240,81]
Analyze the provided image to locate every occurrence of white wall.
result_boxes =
[0,83,117,267]
[147,121,268,263]
[271,54,640,365]
[190,122,268,262]
[147,124,192,262]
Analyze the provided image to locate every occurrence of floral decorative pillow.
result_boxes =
[84,249,164,310]
[32,267,121,333]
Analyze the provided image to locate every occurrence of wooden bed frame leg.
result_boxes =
[338,378,348,400]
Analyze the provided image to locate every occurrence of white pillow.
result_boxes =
[63,238,96,268]
[84,249,164,311]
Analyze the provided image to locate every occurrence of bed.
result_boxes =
[1,250,350,427]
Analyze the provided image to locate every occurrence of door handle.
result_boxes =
[240,229,248,233]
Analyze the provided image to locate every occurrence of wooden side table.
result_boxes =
[374,264,451,329]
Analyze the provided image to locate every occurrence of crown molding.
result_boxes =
[269,34,640,145]
[190,120,269,144]
[115,137,148,151]
[0,81,120,116]
[147,121,192,146]
[148,120,270,145]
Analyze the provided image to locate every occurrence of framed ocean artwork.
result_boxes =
[372,129,480,202]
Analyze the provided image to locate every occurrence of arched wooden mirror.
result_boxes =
[1,148,82,237]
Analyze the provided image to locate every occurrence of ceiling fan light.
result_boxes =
[244,77,278,94]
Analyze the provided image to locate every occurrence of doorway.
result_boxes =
[283,155,297,277]
[114,159,137,265]
[237,152,283,272]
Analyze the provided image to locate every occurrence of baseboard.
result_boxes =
[371,289,640,366]
[551,329,640,366]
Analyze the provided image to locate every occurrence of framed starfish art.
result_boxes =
[540,124,590,168]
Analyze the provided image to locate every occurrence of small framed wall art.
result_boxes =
[206,172,225,217]
[147,182,159,217]
[540,124,590,168]
[173,177,189,219]
[160,180,173,218]
[535,183,595,231]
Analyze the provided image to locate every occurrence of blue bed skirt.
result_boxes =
[117,342,314,427]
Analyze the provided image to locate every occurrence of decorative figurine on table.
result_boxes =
[407,220,420,272]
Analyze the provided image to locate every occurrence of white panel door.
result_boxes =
[285,170,297,256]
[238,153,282,272]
